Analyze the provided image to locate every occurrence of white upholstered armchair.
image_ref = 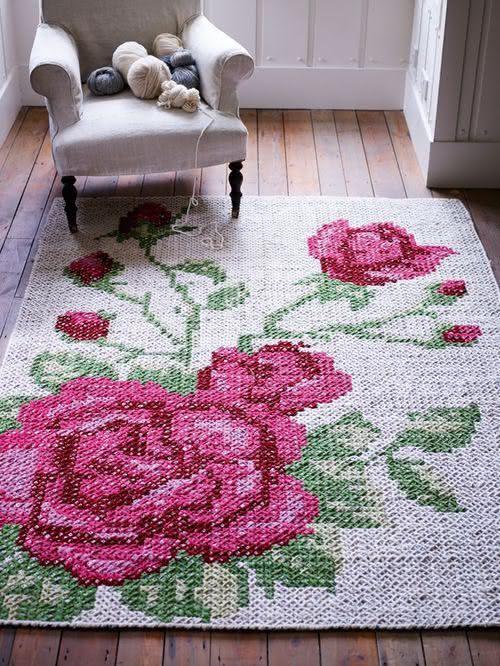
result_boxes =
[29,0,254,232]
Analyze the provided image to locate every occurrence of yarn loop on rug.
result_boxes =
[87,67,124,96]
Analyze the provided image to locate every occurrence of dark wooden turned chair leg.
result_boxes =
[228,161,243,219]
[61,176,78,233]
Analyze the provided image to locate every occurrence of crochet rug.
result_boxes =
[0,196,498,629]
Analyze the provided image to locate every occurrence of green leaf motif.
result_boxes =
[386,453,464,512]
[247,532,339,599]
[194,562,249,619]
[393,404,480,453]
[31,351,118,392]
[313,275,375,310]
[175,259,227,285]
[206,283,250,311]
[289,413,383,528]
[120,554,211,622]
[0,526,96,622]
[0,396,32,434]
[128,366,197,395]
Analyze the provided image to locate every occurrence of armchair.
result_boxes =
[29,0,254,232]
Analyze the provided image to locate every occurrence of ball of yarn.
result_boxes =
[171,65,200,91]
[87,67,124,96]
[157,80,200,113]
[170,48,195,68]
[153,33,183,58]
[160,55,173,71]
[112,41,148,79]
[128,55,171,99]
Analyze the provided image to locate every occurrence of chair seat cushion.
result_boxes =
[52,89,247,176]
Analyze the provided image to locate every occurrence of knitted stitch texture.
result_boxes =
[0,196,498,629]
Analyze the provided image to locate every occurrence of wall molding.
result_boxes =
[239,66,407,109]
[404,72,500,187]
[0,66,21,146]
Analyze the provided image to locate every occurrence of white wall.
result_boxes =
[405,0,500,186]
[3,0,414,111]
[204,0,414,108]
[0,0,23,144]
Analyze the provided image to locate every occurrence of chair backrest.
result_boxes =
[41,0,201,80]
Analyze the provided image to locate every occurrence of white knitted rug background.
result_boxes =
[0,196,498,629]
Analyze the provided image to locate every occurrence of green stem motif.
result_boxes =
[143,247,202,370]
[242,287,447,351]
[95,339,178,364]
[99,283,183,346]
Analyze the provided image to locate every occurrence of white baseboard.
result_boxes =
[427,142,500,188]
[238,66,407,109]
[403,73,500,188]
[21,63,406,110]
[403,74,433,179]
[0,69,22,147]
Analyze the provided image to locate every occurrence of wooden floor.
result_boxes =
[0,107,499,666]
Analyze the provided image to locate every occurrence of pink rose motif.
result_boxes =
[442,325,482,344]
[55,312,110,341]
[119,203,172,234]
[308,220,455,286]
[197,342,352,415]
[0,371,323,586]
[437,280,467,297]
[67,251,116,285]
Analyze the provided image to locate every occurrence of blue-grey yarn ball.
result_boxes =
[171,64,200,90]
[160,55,173,71]
[170,48,195,68]
[87,67,124,96]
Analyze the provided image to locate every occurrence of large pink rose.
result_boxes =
[308,220,455,286]
[0,366,328,586]
[197,342,352,415]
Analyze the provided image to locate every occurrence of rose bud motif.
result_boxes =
[442,325,482,344]
[308,219,455,286]
[437,280,467,297]
[119,203,172,235]
[55,312,110,341]
[67,251,116,285]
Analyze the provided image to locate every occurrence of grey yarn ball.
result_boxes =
[171,64,200,90]
[87,67,124,96]
[170,48,195,68]
[160,55,173,71]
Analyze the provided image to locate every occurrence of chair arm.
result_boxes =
[30,23,83,133]
[182,15,254,115]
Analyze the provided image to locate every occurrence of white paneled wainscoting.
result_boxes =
[3,0,415,116]
[204,0,414,108]
[404,0,500,187]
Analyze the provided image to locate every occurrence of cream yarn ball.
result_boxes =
[157,80,200,113]
[112,41,148,79]
[128,56,171,99]
[153,33,183,58]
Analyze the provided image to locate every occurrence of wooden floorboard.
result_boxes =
[321,631,379,665]
[334,110,373,197]
[9,628,61,666]
[164,632,210,666]
[357,110,406,198]
[0,107,498,666]
[115,631,164,666]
